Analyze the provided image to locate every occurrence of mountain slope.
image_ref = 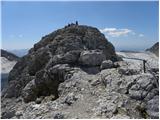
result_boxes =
[1,49,19,74]
[1,49,19,61]
[8,49,28,57]
[1,57,17,74]
[146,42,159,56]
[1,49,19,90]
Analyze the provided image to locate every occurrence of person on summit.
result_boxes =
[76,21,78,25]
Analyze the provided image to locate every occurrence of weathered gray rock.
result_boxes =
[53,112,64,119]
[2,66,159,119]
[1,110,16,119]
[146,96,159,119]
[100,60,114,70]
[117,61,141,76]
[22,79,37,103]
[35,97,43,104]
[129,89,144,100]
[128,73,157,101]
[111,114,130,119]
[63,93,78,105]
[47,50,81,67]
[145,88,159,101]
[78,50,106,66]
[21,64,72,102]
[28,48,52,76]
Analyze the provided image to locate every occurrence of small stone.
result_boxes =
[22,79,37,103]
[100,60,114,70]
[113,62,120,68]
[35,97,43,104]
[2,110,15,119]
[129,89,143,100]
[64,93,78,105]
[15,111,23,118]
[91,79,101,86]
[53,113,64,119]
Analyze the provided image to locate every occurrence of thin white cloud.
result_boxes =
[100,28,132,37]
[131,32,136,35]
[18,34,23,38]
[9,34,23,38]
[139,34,144,37]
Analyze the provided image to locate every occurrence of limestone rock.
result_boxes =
[78,50,106,66]
[63,93,78,105]
[100,60,114,70]
[22,79,37,103]
[53,112,64,119]
[146,96,159,119]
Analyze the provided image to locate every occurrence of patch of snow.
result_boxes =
[1,57,17,74]
[116,51,159,69]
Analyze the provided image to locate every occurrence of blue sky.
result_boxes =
[1,1,159,51]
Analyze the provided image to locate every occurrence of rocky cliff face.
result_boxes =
[146,42,159,57]
[1,25,159,119]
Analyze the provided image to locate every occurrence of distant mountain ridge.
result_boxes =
[8,49,28,57]
[1,49,19,90]
[1,49,19,61]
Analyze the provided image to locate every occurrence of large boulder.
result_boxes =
[22,79,37,102]
[22,64,72,102]
[100,60,114,70]
[128,74,156,100]
[78,50,106,66]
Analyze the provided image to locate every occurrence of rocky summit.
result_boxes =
[2,25,118,100]
[1,25,159,119]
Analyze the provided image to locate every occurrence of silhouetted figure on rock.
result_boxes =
[76,21,78,25]
[65,21,78,28]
